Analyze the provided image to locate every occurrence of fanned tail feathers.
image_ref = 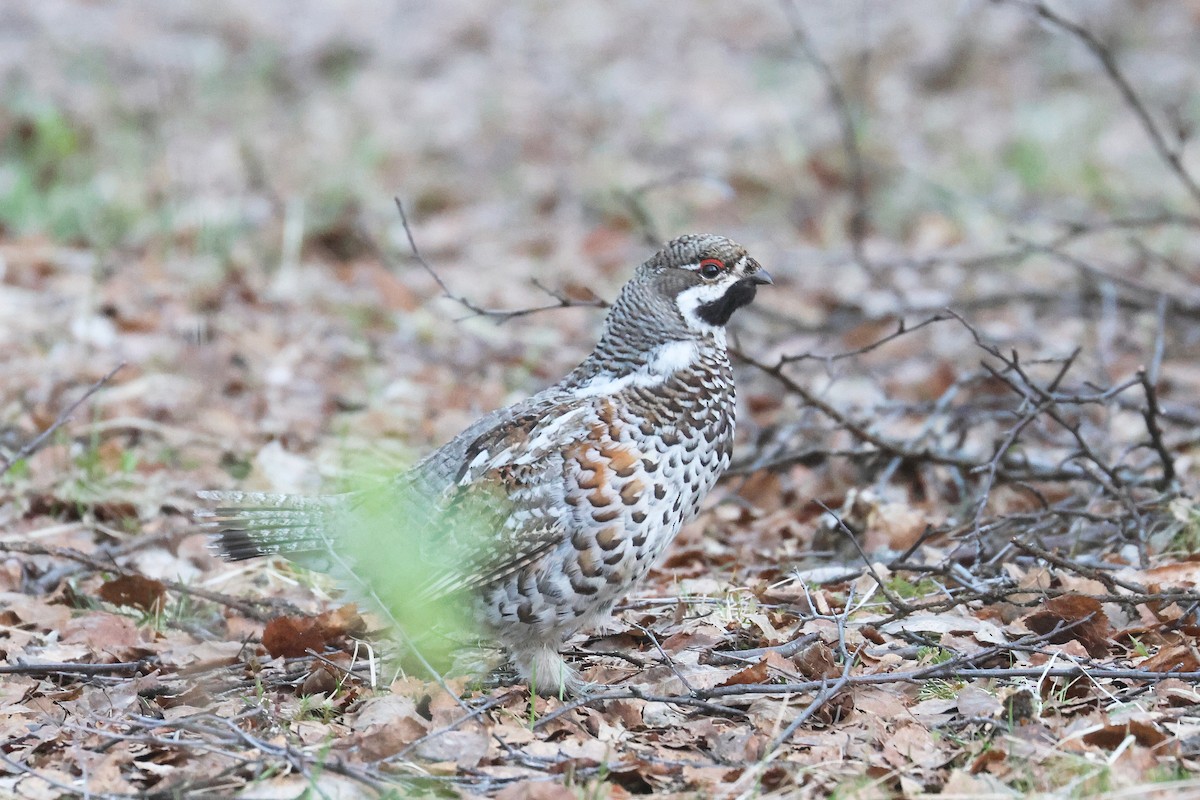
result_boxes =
[196,490,341,562]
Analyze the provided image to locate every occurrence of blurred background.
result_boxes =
[3,3,1200,795]
[1,0,1198,538]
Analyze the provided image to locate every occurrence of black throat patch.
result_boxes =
[696,279,759,327]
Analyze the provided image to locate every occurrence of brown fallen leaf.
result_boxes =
[1141,641,1200,673]
[881,723,945,770]
[1023,595,1112,657]
[358,715,429,761]
[60,611,145,661]
[792,641,839,680]
[956,685,1002,719]
[859,624,886,645]
[261,616,326,659]
[261,604,366,659]
[98,574,166,613]
[1154,678,1200,707]
[606,699,646,731]
[718,658,769,687]
[1118,557,1200,589]
[414,728,490,768]
[351,694,432,760]
[606,758,681,794]
[1081,719,1172,751]
[969,747,1007,774]
[660,629,719,654]
[299,664,339,696]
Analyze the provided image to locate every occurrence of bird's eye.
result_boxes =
[698,258,724,279]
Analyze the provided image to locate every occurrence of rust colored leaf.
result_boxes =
[821,691,855,724]
[860,625,886,645]
[607,699,646,731]
[559,281,602,304]
[793,641,839,680]
[1154,679,1200,707]
[98,575,166,613]
[262,616,323,659]
[319,604,367,638]
[358,715,429,761]
[1141,643,1200,673]
[719,658,770,687]
[261,604,365,658]
[969,747,1006,774]
[1023,595,1112,657]
[660,629,718,654]
[1081,719,1170,751]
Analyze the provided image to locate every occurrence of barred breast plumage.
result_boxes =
[199,233,771,695]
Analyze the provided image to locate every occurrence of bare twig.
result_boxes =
[532,659,1200,730]
[768,637,855,751]
[0,540,297,621]
[735,344,1096,485]
[1003,0,1200,207]
[1138,295,1176,489]
[0,660,149,677]
[778,0,872,270]
[817,500,911,613]
[0,751,118,800]
[631,621,696,694]
[1010,538,1147,595]
[0,363,125,478]
[706,632,821,666]
[393,197,607,323]
[778,314,951,367]
[389,693,514,762]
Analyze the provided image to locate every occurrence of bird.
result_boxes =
[199,233,771,696]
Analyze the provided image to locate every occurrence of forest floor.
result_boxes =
[2,1,1200,798]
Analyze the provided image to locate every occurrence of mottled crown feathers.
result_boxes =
[589,235,771,365]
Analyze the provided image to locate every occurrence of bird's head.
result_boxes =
[634,233,772,337]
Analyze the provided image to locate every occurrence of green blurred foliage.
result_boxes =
[333,469,492,675]
[0,95,139,248]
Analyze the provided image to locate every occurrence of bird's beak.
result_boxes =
[750,267,773,286]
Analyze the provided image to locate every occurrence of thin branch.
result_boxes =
[817,500,911,613]
[0,751,121,800]
[393,197,607,323]
[706,632,821,666]
[1003,0,1200,207]
[0,540,296,622]
[0,363,125,477]
[532,662,1200,731]
[778,0,872,269]
[769,642,856,752]
[0,660,148,677]
[631,621,696,694]
[1138,295,1176,489]
[778,314,951,366]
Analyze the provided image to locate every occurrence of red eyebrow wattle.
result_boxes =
[700,258,725,269]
